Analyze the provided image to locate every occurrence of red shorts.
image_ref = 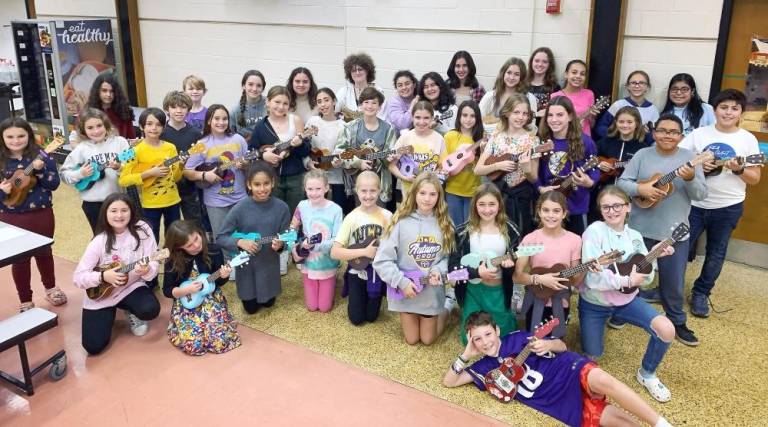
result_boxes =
[580,362,608,427]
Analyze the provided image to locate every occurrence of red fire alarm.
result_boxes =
[546,0,562,14]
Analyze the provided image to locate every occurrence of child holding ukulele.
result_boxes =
[443,100,484,226]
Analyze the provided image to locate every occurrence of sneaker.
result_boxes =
[674,323,699,347]
[689,292,710,318]
[19,301,35,312]
[127,313,149,336]
[607,318,626,330]
[636,369,671,402]
[44,287,68,306]
[639,287,661,303]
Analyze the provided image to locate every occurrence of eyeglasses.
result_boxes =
[599,203,628,213]
[627,81,648,87]
[654,128,682,137]
[351,67,366,73]
[669,87,691,94]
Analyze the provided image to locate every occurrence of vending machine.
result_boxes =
[11,19,119,147]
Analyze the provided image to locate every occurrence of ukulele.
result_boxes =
[258,125,319,157]
[309,148,341,170]
[398,155,419,180]
[597,156,631,183]
[610,223,690,294]
[132,142,206,189]
[2,135,66,207]
[433,109,454,127]
[441,133,489,176]
[473,318,560,403]
[528,249,624,301]
[705,153,766,177]
[194,149,262,189]
[577,96,611,121]
[341,106,363,123]
[386,268,469,301]
[338,144,414,166]
[347,235,379,270]
[632,151,713,209]
[550,155,600,196]
[460,245,545,271]
[74,147,137,192]
[293,233,324,260]
[88,249,170,300]
[231,229,299,252]
[178,251,251,309]
[485,140,555,181]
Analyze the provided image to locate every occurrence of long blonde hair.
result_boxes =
[385,172,455,254]
[465,184,510,246]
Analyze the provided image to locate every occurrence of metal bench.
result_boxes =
[0,308,66,395]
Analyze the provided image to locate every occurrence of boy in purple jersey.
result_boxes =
[443,311,673,427]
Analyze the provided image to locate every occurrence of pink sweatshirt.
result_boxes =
[73,221,159,310]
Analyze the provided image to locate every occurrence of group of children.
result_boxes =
[0,46,762,426]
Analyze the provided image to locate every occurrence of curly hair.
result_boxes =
[77,108,116,140]
[286,67,318,110]
[385,172,455,255]
[418,72,455,113]
[343,53,376,84]
[87,73,134,123]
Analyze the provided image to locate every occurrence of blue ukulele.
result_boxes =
[231,229,299,253]
[178,251,251,309]
[74,148,136,191]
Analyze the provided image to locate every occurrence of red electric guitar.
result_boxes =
[473,318,560,403]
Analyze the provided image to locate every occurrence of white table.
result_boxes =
[0,221,54,268]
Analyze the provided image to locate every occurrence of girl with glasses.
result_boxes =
[335,53,380,118]
[595,70,659,143]
[660,73,715,136]
[579,186,676,403]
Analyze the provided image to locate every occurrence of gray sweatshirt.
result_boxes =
[617,146,707,241]
[372,211,448,315]
[60,136,130,202]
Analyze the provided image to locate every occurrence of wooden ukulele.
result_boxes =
[610,223,690,294]
[2,136,66,207]
[528,249,624,301]
[132,142,206,189]
[474,318,560,403]
[597,156,630,183]
[550,155,600,196]
[485,140,554,181]
[309,148,341,170]
[705,153,766,177]
[577,96,611,121]
[338,144,414,166]
[633,151,713,209]
[88,249,170,300]
[258,125,318,157]
[194,149,261,189]
[341,106,363,123]
[347,235,379,270]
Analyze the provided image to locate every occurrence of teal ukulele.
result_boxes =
[231,229,299,253]
[74,148,136,191]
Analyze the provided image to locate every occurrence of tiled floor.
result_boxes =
[0,258,505,426]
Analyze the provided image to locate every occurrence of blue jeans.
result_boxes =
[579,296,670,373]
[143,203,181,244]
[688,203,743,297]
[645,237,689,326]
[446,193,471,226]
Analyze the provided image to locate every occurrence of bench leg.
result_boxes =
[0,342,34,395]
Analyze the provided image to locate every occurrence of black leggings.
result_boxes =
[242,297,276,314]
[81,286,160,355]
[347,273,382,325]
[81,201,103,235]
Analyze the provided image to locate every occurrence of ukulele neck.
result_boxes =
[637,237,674,270]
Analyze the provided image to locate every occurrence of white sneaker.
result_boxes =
[280,251,289,276]
[127,313,149,337]
[444,287,457,311]
[636,369,671,402]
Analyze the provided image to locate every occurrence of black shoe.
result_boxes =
[689,292,710,318]
[639,287,661,304]
[674,323,700,347]
[607,318,626,330]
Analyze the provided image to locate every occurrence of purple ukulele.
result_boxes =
[386,268,468,300]
[398,156,419,180]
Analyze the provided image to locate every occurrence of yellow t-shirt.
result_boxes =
[118,140,183,208]
[335,206,393,278]
[394,130,445,194]
[443,130,482,197]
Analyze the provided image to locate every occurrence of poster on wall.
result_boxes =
[55,19,116,126]
[742,36,768,133]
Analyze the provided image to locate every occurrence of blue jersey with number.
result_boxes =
[467,332,591,427]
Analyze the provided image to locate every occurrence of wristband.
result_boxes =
[451,358,466,374]
[458,354,469,363]
[732,167,745,176]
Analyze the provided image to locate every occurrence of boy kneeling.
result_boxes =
[442,311,672,427]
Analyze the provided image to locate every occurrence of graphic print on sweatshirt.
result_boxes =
[205,142,242,195]
[546,151,572,179]
[407,235,442,269]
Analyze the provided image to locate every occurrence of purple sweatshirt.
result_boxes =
[537,134,599,215]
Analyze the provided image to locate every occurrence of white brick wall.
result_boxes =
[32,0,726,113]
[618,0,723,106]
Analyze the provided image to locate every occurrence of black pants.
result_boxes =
[81,201,104,234]
[242,297,276,314]
[330,184,355,215]
[347,273,382,325]
[565,213,588,236]
[525,304,571,337]
[81,286,160,355]
[178,189,203,226]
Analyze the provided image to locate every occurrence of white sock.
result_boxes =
[654,416,673,427]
